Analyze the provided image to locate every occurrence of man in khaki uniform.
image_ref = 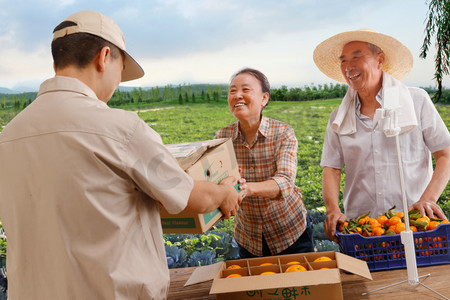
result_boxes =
[0,11,241,299]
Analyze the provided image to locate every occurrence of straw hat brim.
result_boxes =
[313,29,413,83]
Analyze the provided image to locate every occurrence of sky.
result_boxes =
[0,0,448,92]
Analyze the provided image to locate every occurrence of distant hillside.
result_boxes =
[0,87,13,94]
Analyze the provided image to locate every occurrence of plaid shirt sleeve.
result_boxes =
[271,125,301,201]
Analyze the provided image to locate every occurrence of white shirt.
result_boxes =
[321,86,450,219]
[0,76,194,299]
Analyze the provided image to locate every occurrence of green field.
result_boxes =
[1,98,449,213]
[136,99,450,215]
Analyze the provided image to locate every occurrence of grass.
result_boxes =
[1,98,449,214]
[136,99,449,215]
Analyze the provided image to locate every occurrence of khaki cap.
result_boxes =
[313,28,413,83]
[53,10,144,82]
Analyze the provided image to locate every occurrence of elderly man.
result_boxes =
[313,29,450,242]
[0,11,241,299]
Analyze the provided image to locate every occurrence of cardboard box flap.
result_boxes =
[210,268,342,295]
[184,262,223,286]
[166,138,228,170]
[336,252,372,280]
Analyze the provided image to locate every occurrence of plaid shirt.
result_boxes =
[215,116,307,256]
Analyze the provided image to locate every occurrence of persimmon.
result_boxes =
[259,263,273,266]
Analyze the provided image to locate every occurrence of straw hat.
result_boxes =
[313,29,413,83]
[53,11,144,82]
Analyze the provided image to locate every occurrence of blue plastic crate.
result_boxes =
[337,223,450,272]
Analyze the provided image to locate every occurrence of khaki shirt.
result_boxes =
[0,76,193,299]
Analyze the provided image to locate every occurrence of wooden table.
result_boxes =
[168,264,450,299]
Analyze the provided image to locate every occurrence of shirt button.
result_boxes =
[375,149,379,153]
[373,129,376,133]
[377,171,381,175]
[378,192,382,195]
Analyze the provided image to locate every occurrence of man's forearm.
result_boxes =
[420,147,450,203]
[322,167,342,212]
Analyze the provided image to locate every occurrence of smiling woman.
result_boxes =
[215,67,314,259]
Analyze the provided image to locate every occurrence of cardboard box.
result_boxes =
[160,138,240,234]
[185,251,372,300]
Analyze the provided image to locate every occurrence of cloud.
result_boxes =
[0,0,448,90]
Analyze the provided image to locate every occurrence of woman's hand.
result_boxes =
[238,178,251,197]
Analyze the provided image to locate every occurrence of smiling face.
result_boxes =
[339,41,384,94]
[228,73,269,123]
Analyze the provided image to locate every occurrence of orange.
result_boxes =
[226,273,242,278]
[313,256,332,262]
[369,219,382,229]
[286,261,301,265]
[396,211,404,218]
[394,222,406,234]
[358,216,370,225]
[410,225,418,232]
[427,221,440,231]
[339,221,348,232]
[259,262,273,266]
[319,267,329,270]
[377,215,389,226]
[440,220,449,224]
[285,264,307,273]
[389,216,401,226]
[372,227,385,236]
[422,215,431,223]
[227,264,241,270]
[260,271,276,275]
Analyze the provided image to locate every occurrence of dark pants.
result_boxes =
[238,215,314,258]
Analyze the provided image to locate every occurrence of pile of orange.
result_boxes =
[339,207,449,237]
[224,256,333,278]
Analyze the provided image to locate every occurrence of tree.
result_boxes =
[420,0,450,103]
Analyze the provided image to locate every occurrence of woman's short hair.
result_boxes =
[51,21,123,70]
[230,68,271,97]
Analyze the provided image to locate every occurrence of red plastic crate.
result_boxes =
[337,223,450,272]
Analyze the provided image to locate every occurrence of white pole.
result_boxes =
[394,127,419,286]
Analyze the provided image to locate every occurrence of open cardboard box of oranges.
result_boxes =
[185,251,372,300]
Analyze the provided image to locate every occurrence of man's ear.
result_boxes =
[377,52,385,70]
[262,92,269,107]
[97,46,111,73]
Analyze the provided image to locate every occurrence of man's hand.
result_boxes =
[218,176,244,219]
[324,210,347,243]
[409,199,447,220]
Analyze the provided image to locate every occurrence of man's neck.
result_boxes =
[55,66,101,101]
